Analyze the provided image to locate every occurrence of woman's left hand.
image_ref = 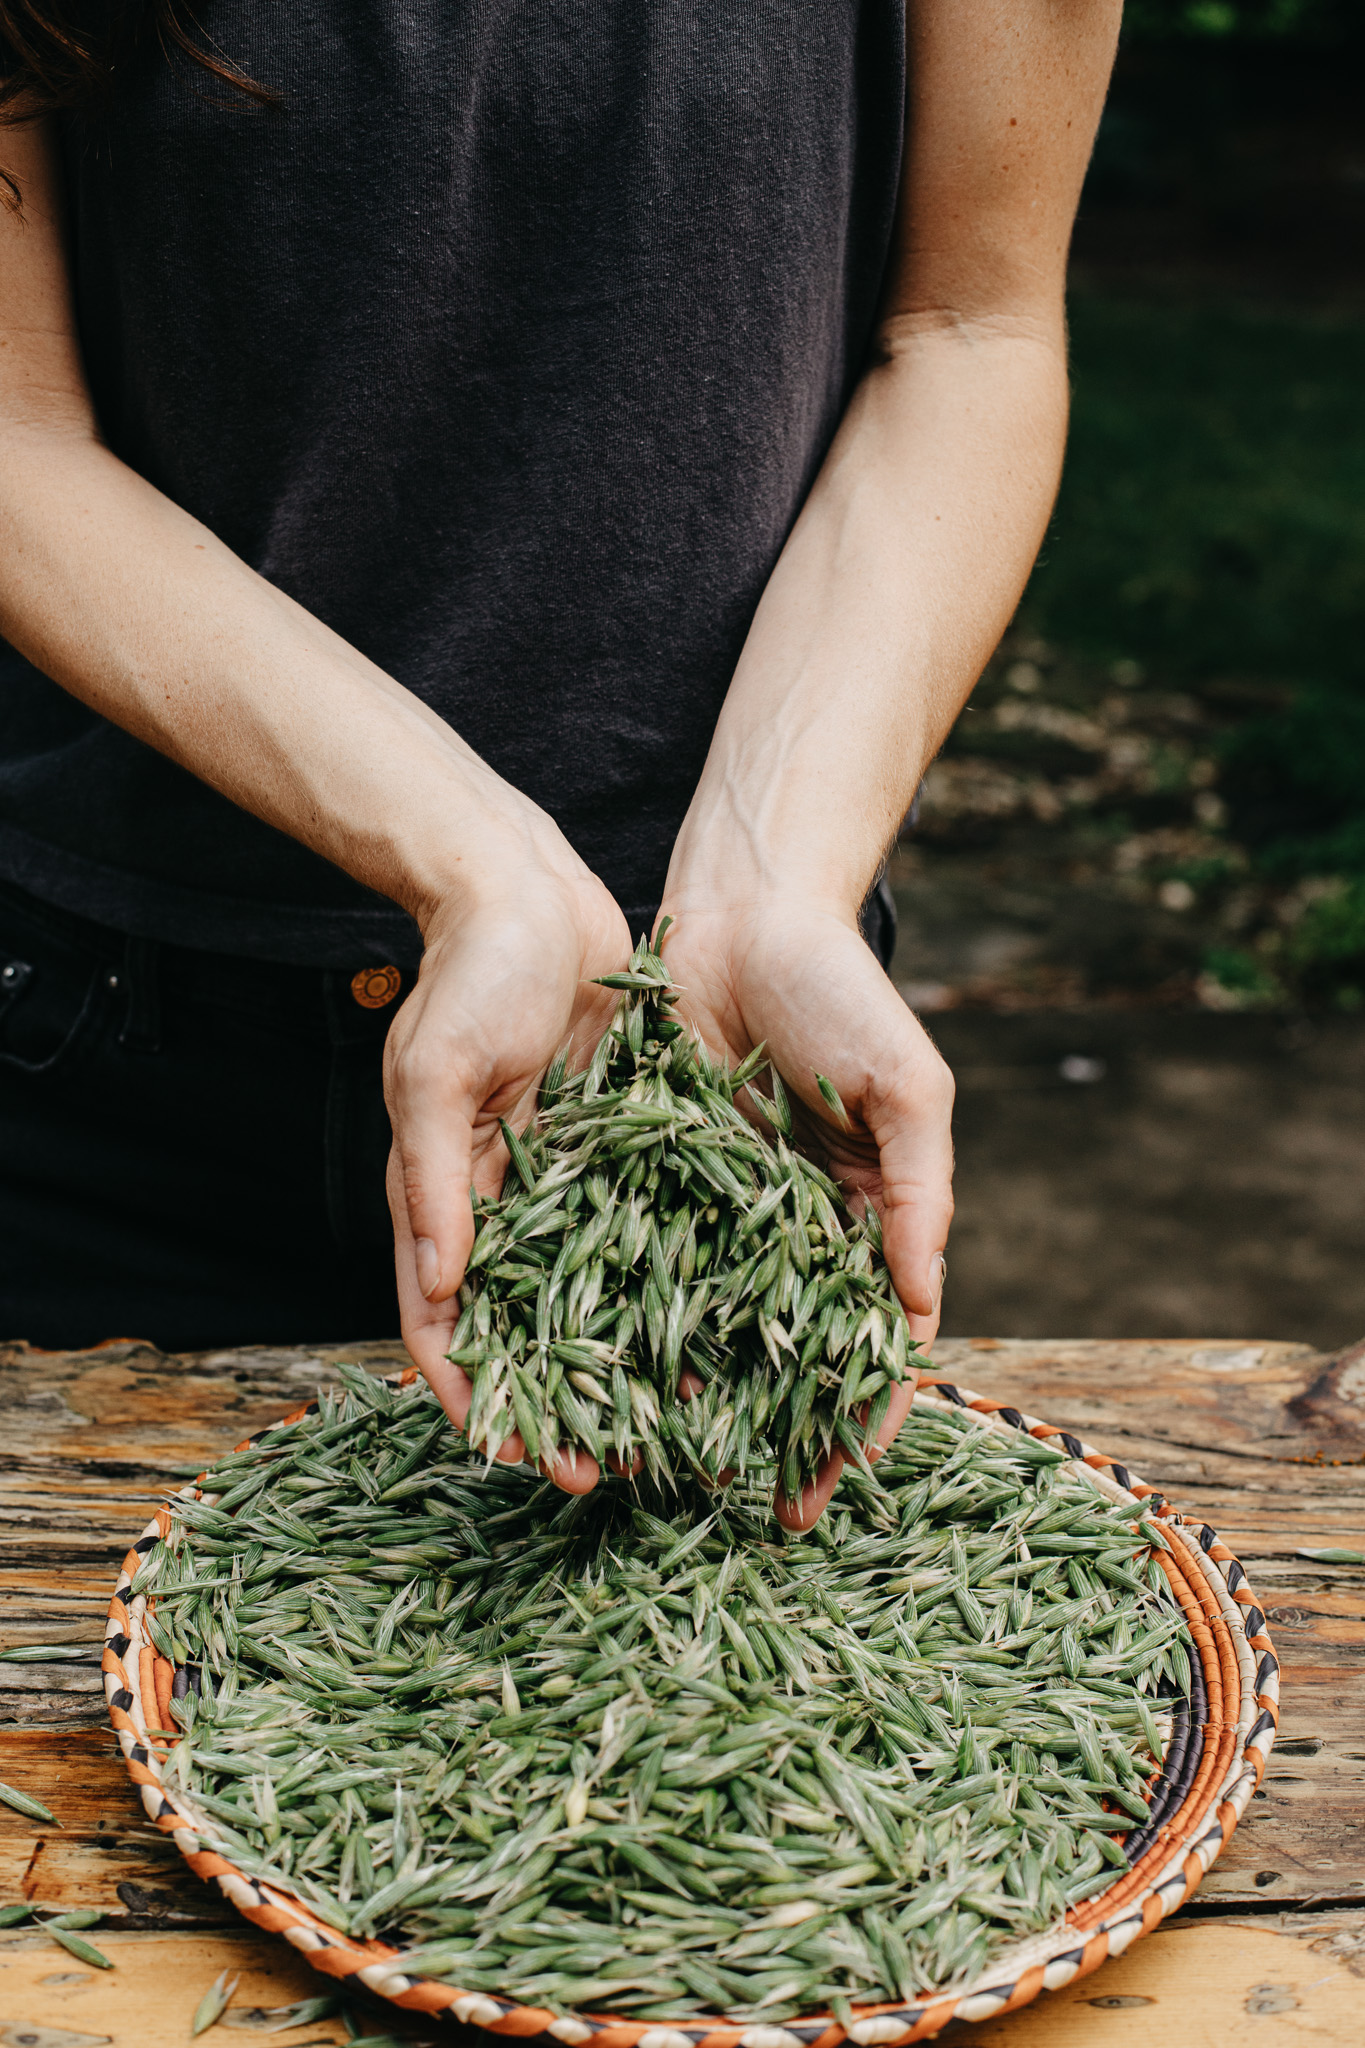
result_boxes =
[658,894,954,1530]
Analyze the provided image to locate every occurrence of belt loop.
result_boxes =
[118,935,163,1054]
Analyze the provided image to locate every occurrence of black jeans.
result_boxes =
[0,876,898,1352]
[0,881,405,1351]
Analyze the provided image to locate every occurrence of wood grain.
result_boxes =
[940,1908,1365,2046]
[3,1334,1363,2039]
[0,1339,410,1727]
[2,1916,1363,2048]
[927,1338,1365,1906]
[0,1924,427,2044]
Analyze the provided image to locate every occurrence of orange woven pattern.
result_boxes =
[104,1368,1278,2045]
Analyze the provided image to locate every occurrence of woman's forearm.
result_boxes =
[0,417,563,926]
[669,0,1120,920]
[667,308,1068,915]
[0,117,602,937]
[0,396,633,1387]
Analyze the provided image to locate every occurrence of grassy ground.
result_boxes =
[892,291,1365,1014]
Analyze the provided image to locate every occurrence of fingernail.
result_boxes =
[415,1237,442,1299]
[930,1252,947,1305]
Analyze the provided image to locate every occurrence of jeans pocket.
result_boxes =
[0,890,110,1075]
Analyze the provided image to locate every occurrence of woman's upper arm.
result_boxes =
[887,0,1123,326]
[0,120,97,435]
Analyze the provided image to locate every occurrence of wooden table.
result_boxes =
[3,1334,1363,2045]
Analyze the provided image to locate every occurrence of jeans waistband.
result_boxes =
[0,876,412,1051]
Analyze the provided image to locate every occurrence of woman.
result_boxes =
[0,1,1120,1523]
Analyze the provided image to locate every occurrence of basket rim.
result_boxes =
[103,1367,1280,2047]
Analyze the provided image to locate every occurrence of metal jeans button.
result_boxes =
[350,964,402,1010]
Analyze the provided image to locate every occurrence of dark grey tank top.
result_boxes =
[0,2,905,965]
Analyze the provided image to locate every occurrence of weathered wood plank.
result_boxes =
[929,1338,1365,1906]
[941,1908,1365,2045]
[0,1728,219,1924]
[3,1913,1364,2048]
[0,1923,440,2043]
[4,1337,1362,1912]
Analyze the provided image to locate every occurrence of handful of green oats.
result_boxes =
[449,927,917,1500]
[144,1371,1189,2018]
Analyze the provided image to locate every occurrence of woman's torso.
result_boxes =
[0,0,905,963]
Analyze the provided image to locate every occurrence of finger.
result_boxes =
[391,1083,601,1493]
[469,1076,543,1204]
[391,1145,465,1380]
[882,1186,951,1330]
[384,1026,479,1310]
[734,931,954,1326]
[774,1450,845,1532]
[418,1353,526,1464]
[398,1158,525,1466]
[869,1377,917,1459]
[863,1022,955,1330]
[901,1251,947,1350]
[420,1355,474,1428]
[774,1374,917,1531]
[541,1443,601,1494]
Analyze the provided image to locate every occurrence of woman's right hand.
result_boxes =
[0,123,636,1481]
[383,828,630,1484]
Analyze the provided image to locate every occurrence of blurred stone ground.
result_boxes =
[889,630,1311,1016]
[926,1008,1365,1352]
[889,633,1365,1350]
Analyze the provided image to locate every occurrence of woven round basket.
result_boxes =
[104,1369,1279,2044]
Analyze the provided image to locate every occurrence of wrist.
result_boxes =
[403,792,625,977]
[665,795,875,932]
[667,720,926,928]
[372,753,577,939]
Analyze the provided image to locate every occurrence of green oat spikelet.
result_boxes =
[447,929,918,1499]
[0,1778,60,1825]
[145,1378,1193,2020]
[190,1966,240,2033]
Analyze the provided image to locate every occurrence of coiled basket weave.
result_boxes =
[104,1370,1279,2043]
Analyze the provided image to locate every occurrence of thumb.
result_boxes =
[865,1023,955,1346]
[383,997,485,1317]
[389,1141,527,1465]
[387,1135,474,1376]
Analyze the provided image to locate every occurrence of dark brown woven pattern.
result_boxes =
[103,1368,1279,2044]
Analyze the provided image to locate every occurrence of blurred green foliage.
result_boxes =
[1201,945,1285,1007]
[1124,0,1355,41]
[1288,885,1365,1011]
[1026,297,1365,687]
[1008,4,1362,1009]
[1029,296,1365,1004]
[1219,692,1365,878]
